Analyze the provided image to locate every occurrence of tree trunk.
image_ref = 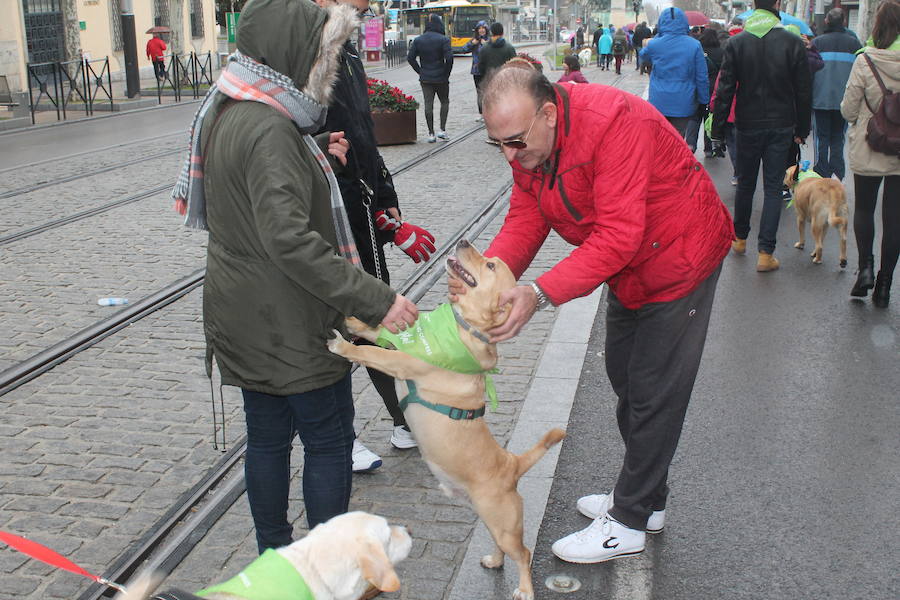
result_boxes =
[170,0,185,55]
[62,0,81,62]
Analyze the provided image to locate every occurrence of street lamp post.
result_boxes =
[120,0,140,98]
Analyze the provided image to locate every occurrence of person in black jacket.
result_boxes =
[318,0,437,464]
[631,22,651,71]
[711,0,812,273]
[408,14,453,143]
[479,22,517,81]
[685,28,724,156]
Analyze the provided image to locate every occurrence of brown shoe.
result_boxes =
[732,238,747,255]
[757,251,780,272]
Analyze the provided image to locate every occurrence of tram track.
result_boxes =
[0,123,487,247]
[70,176,512,600]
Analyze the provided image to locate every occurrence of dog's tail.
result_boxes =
[827,184,848,227]
[515,428,566,479]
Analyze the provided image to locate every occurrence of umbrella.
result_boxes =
[735,10,814,35]
[146,25,171,34]
[684,11,710,27]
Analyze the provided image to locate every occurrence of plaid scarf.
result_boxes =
[172,50,360,266]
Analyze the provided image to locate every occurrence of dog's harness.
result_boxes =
[376,303,497,416]
[195,549,314,600]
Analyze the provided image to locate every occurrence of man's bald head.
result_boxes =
[481,66,556,114]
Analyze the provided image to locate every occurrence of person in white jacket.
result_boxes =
[840,0,900,308]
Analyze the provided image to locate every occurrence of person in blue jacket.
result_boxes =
[408,14,453,142]
[462,21,490,118]
[598,28,613,70]
[640,6,709,141]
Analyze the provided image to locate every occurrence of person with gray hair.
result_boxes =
[452,66,733,564]
[809,8,862,181]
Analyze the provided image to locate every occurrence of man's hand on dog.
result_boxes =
[488,285,538,343]
[381,293,419,333]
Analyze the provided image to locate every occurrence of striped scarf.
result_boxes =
[172,50,360,266]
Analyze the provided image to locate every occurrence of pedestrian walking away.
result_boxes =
[170,0,419,553]
[711,0,812,272]
[454,66,733,564]
[640,7,709,139]
[462,21,491,118]
[631,21,652,71]
[597,28,613,70]
[592,24,606,67]
[840,0,900,308]
[810,8,863,180]
[407,14,453,143]
[315,0,437,468]
[146,33,167,80]
[612,28,629,74]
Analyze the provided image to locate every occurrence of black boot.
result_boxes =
[850,255,875,297]
[872,271,891,308]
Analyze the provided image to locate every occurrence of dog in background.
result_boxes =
[327,239,566,600]
[784,164,849,267]
[115,512,412,600]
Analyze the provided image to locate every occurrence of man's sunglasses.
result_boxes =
[488,110,541,150]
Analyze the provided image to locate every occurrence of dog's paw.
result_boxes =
[326,329,350,355]
[840,259,848,269]
[812,256,823,264]
[513,589,534,600]
[794,242,805,250]
[481,554,504,569]
[345,317,372,336]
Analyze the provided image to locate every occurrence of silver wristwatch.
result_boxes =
[531,282,551,310]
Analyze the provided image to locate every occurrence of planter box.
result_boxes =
[371,109,416,145]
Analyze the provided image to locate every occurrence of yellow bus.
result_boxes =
[400,0,495,54]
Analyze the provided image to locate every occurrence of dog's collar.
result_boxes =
[451,305,492,345]
[400,381,486,420]
[196,549,314,600]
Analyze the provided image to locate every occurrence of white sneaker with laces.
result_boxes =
[552,514,646,564]
[352,439,382,473]
[390,425,417,449]
[427,134,436,143]
[577,492,666,533]
[436,130,448,140]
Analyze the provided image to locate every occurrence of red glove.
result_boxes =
[394,222,436,263]
[374,210,436,263]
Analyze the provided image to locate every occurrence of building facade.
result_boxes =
[1,0,217,103]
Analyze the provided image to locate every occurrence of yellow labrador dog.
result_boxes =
[784,165,849,267]
[116,512,411,600]
[328,239,566,600]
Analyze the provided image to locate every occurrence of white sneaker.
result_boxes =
[436,130,448,140]
[427,134,436,143]
[552,514,646,564]
[352,439,382,473]
[390,425,417,449]
[577,492,666,534]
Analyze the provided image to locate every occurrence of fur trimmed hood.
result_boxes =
[236,0,358,106]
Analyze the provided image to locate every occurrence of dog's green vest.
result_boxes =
[196,549,313,600]
[376,303,497,409]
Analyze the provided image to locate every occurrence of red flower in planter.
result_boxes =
[367,78,419,112]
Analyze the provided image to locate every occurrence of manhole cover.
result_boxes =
[545,573,582,593]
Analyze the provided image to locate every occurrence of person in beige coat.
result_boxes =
[840,0,900,308]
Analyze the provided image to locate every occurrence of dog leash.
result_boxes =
[0,530,128,594]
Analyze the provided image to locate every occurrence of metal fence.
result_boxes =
[155,51,214,103]
[26,56,114,124]
[384,40,408,69]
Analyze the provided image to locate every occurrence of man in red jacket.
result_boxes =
[146,34,167,80]
[453,67,733,563]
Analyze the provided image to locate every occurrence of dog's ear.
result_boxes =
[358,539,402,592]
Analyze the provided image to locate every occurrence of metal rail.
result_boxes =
[1,123,487,246]
[0,151,182,200]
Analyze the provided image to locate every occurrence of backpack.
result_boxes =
[612,39,625,54]
[862,54,900,157]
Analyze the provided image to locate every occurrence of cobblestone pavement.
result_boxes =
[0,55,648,600]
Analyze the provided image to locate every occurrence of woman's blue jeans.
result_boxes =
[242,373,354,553]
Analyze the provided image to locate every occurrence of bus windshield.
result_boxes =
[454,8,492,38]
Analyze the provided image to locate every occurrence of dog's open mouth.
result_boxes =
[446,256,477,287]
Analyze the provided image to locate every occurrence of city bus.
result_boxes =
[400,0,495,54]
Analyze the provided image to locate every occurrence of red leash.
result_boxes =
[0,530,128,594]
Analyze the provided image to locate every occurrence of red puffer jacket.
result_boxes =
[486,83,734,310]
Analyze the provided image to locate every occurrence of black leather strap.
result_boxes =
[153,589,206,600]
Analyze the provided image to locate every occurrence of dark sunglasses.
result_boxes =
[488,110,541,150]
